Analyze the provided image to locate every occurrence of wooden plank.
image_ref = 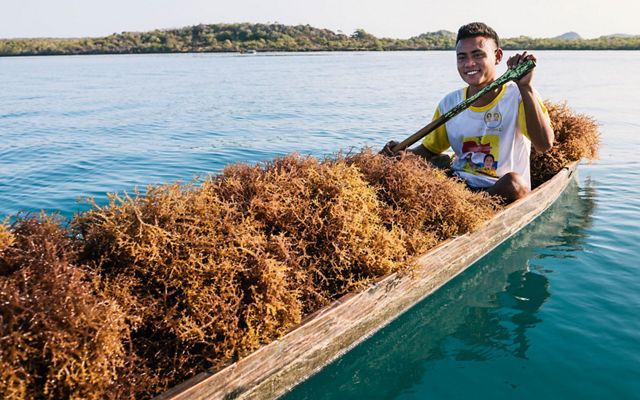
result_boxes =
[155,162,578,400]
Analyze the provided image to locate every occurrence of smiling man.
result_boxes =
[383,22,554,203]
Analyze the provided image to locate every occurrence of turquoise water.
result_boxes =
[0,52,458,217]
[2,51,639,398]
[285,180,640,399]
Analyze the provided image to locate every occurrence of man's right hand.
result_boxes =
[380,140,401,157]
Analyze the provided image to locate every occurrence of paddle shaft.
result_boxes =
[391,59,536,153]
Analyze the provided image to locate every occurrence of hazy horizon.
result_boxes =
[2,0,639,40]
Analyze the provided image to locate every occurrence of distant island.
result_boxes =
[552,32,582,41]
[1,23,639,56]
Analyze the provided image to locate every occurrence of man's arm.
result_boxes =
[381,142,451,169]
[407,143,438,159]
[508,52,554,153]
[409,144,452,169]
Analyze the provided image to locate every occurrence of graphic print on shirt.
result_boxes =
[484,110,502,129]
[452,134,500,178]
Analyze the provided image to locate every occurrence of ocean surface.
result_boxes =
[2,51,639,399]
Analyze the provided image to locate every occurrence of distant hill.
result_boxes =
[409,30,455,41]
[422,30,455,38]
[553,32,582,40]
[601,33,636,38]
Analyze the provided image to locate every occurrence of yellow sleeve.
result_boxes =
[421,107,450,154]
[518,93,550,140]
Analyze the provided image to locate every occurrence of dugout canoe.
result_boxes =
[156,161,579,400]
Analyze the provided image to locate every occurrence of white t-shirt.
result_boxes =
[422,81,549,190]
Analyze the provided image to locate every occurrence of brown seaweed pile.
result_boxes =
[0,216,143,399]
[73,156,410,391]
[0,102,599,399]
[531,101,600,187]
[75,183,303,390]
[346,150,499,254]
[0,222,13,250]
[72,154,497,393]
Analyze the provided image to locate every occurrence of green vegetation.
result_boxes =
[1,22,638,56]
[501,35,640,50]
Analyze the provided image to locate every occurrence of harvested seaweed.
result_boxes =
[0,215,143,400]
[0,222,13,250]
[346,150,499,254]
[531,101,600,187]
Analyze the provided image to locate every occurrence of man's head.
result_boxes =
[455,22,503,89]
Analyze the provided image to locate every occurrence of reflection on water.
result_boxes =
[284,179,596,400]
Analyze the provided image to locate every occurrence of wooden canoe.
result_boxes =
[155,161,579,400]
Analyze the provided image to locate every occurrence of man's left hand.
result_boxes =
[507,51,537,88]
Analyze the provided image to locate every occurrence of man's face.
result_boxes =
[456,36,503,89]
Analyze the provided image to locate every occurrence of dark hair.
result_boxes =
[456,22,499,48]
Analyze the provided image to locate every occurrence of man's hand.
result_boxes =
[507,51,537,88]
[380,140,402,157]
[507,51,554,153]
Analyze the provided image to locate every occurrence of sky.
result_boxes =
[2,0,639,40]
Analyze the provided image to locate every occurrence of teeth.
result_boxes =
[467,70,479,75]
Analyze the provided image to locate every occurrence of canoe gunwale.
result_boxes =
[156,161,579,400]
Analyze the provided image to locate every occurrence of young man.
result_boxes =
[382,22,554,203]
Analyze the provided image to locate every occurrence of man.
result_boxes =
[382,22,554,203]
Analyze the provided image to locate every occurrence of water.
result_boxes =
[0,52,459,217]
[286,180,640,399]
[1,51,639,398]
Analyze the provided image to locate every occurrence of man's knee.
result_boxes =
[489,172,529,203]
[504,172,529,196]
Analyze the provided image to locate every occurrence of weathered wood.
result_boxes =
[155,162,578,400]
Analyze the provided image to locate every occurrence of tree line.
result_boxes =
[1,23,638,56]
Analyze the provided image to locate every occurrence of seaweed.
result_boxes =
[74,183,302,391]
[346,150,499,254]
[0,215,141,399]
[530,102,600,187]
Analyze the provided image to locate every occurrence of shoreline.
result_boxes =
[1,48,638,58]
[2,22,639,57]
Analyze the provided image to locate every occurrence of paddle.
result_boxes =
[390,59,536,153]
